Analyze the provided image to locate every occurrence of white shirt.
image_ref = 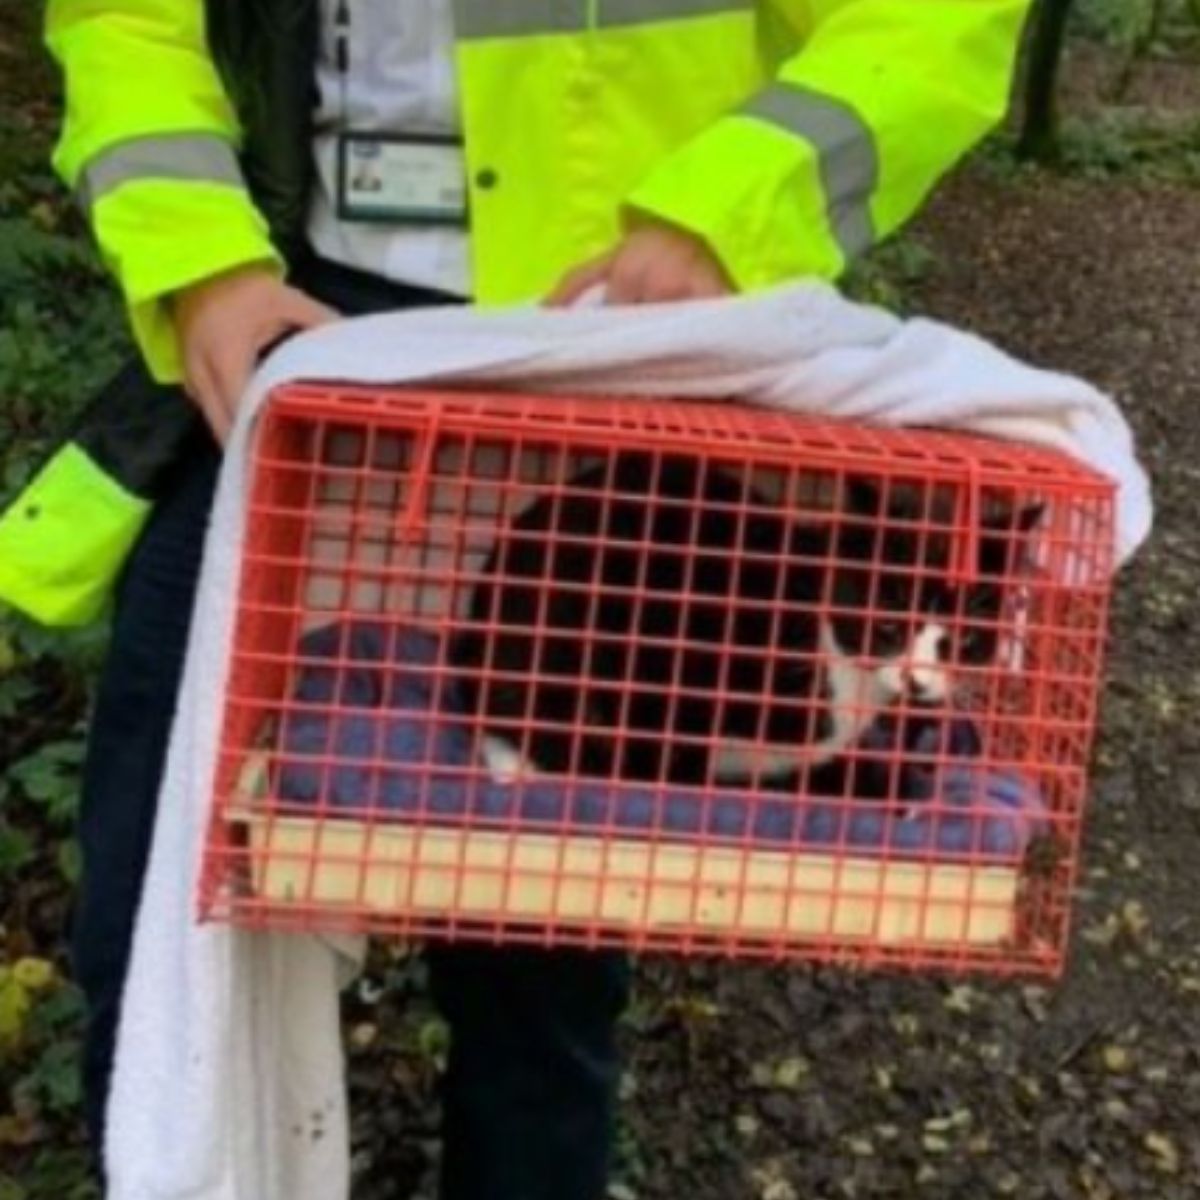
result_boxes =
[308,0,471,296]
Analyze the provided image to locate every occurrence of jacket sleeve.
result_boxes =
[45,0,282,381]
[626,0,1033,288]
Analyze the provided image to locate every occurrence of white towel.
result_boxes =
[105,282,1151,1200]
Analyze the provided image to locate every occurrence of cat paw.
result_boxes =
[482,736,538,785]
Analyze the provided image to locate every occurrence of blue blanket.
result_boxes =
[274,623,1046,863]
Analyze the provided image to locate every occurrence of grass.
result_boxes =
[977,108,1200,184]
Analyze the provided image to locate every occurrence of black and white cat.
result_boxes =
[451,451,1041,791]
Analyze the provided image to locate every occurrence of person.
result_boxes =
[0,3,1033,1196]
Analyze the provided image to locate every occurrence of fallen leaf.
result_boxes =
[1101,1045,1131,1073]
[1144,1131,1180,1174]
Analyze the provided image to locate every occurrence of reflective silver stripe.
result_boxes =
[598,0,752,26]
[453,0,588,39]
[454,0,747,38]
[742,84,879,263]
[77,133,244,216]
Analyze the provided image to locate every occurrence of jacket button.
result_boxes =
[475,168,498,190]
[24,505,40,519]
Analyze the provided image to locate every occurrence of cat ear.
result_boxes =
[1017,502,1046,534]
[977,502,1045,577]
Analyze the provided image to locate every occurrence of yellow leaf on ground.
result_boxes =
[0,971,31,1048]
[12,958,56,992]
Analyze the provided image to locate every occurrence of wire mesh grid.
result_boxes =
[199,384,1116,976]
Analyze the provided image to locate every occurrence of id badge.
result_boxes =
[337,133,468,225]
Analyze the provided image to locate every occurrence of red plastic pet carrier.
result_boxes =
[200,384,1115,977]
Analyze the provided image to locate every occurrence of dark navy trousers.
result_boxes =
[72,256,630,1199]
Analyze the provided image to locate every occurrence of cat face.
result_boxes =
[822,481,1043,706]
[462,455,1045,790]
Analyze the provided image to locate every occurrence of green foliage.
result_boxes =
[0,611,100,1193]
[0,1152,98,1200]
[15,1039,84,1116]
[0,23,128,474]
[0,212,126,463]
[8,740,86,826]
[1019,0,1199,164]
[1057,110,1200,178]
[1073,0,1157,46]
[842,236,940,314]
[985,109,1200,181]
[1073,0,1200,46]
[0,962,91,1198]
[0,824,35,877]
[0,17,121,1191]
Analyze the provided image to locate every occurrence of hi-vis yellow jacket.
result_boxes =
[0,0,1032,627]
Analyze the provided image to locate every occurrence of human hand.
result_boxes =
[546,219,732,307]
[172,265,337,442]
